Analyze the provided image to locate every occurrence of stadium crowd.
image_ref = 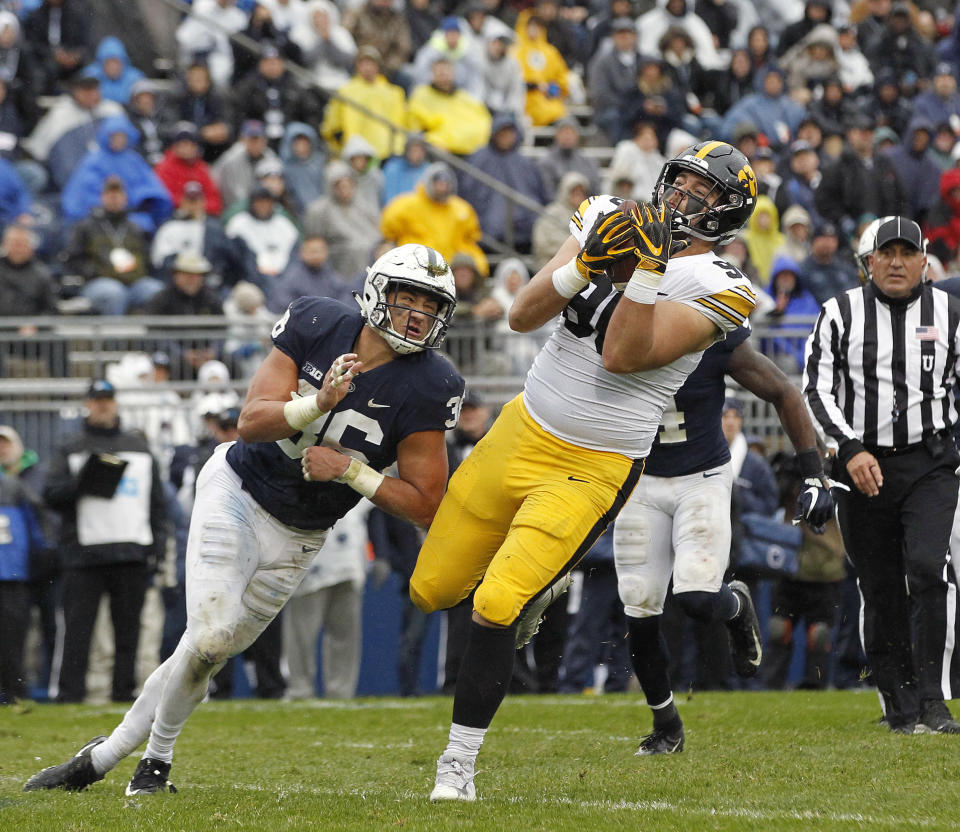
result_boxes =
[4,0,960,702]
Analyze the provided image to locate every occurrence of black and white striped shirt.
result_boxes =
[803,282,960,456]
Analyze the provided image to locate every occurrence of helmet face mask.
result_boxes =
[856,215,895,282]
[358,244,457,354]
[654,141,757,245]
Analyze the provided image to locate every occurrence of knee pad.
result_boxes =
[768,615,793,646]
[188,626,235,666]
[618,573,664,618]
[474,579,520,627]
[674,590,722,623]
[808,621,832,652]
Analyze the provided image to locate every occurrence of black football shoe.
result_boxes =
[23,736,107,791]
[635,725,685,756]
[125,757,178,795]
[916,700,960,734]
[726,580,762,678]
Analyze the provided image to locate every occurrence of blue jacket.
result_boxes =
[884,117,945,222]
[382,155,429,205]
[280,122,326,215]
[0,157,31,225]
[0,475,47,581]
[61,115,173,232]
[82,37,145,104]
[762,254,821,371]
[719,75,806,148]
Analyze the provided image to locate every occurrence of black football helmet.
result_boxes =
[653,141,757,245]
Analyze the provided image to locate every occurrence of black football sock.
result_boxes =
[627,615,680,728]
[451,621,517,729]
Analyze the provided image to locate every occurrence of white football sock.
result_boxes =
[444,723,487,762]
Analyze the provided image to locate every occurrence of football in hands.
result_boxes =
[609,199,639,289]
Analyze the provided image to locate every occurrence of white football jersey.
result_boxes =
[523,195,757,458]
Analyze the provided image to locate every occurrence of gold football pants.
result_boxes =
[410,394,643,626]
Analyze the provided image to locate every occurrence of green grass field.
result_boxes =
[2,690,958,831]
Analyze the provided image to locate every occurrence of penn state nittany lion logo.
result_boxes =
[738,164,758,198]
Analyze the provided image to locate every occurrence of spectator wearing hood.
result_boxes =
[320,46,406,160]
[224,184,300,279]
[532,170,588,267]
[63,177,163,315]
[211,119,281,209]
[800,221,858,305]
[23,72,124,190]
[779,22,842,93]
[587,17,641,143]
[382,133,428,204]
[478,29,525,124]
[150,180,258,292]
[774,139,823,227]
[174,0,249,90]
[835,22,873,95]
[864,1,934,80]
[231,5,303,86]
[270,233,360,310]
[490,256,540,373]
[704,47,755,117]
[774,204,813,265]
[604,120,664,203]
[61,114,173,233]
[885,117,942,225]
[302,159,381,278]
[776,0,832,57]
[514,10,569,127]
[279,121,326,215]
[743,194,785,288]
[81,36,144,105]
[342,133,383,213]
[407,56,491,155]
[126,80,176,167]
[220,153,301,222]
[171,60,232,163]
[719,66,805,150]
[619,57,688,149]
[412,16,483,99]
[460,113,547,252]
[866,72,913,142]
[380,161,488,275]
[761,254,820,372]
[154,122,223,217]
[636,0,723,72]
[290,0,357,92]
[925,167,960,267]
[537,116,600,201]
[928,122,957,172]
[805,76,857,140]
[22,0,94,95]
[912,63,960,132]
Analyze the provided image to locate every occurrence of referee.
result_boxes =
[803,216,960,735]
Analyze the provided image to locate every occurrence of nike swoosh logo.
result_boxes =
[703,472,722,478]
[568,476,590,483]
[657,291,668,296]
[802,486,819,507]
[750,632,762,666]
[301,545,320,554]
[368,399,390,409]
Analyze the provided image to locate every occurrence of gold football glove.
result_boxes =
[626,201,673,277]
[576,209,637,279]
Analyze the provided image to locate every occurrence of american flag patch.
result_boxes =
[915,326,940,341]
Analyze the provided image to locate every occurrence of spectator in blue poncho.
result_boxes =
[279,121,326,215]
[883,116,943,226]
[718,65,805,150]
[382,133,428,204]
[81,36,145,105]
[0,156,32,225]
[760,254,821,372]
[61,114,173,233]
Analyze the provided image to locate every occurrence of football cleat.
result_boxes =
[514,573,574,648]
[726,580,762,677]
[635,725,685,756]
[916,700,960,734]
[430,753,476,802]
[23,736,107,791]
[125,757,178,795]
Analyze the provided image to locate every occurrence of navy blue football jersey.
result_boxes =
[227,297,465,529]
[643,325,751,477]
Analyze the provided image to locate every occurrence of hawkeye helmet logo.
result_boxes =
[738,164,758,198]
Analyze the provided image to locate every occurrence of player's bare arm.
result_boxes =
[237,347,361,443]
[302,428,449,528]
[726,339,819,454]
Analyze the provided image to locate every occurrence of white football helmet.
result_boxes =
[856,215,895,282]
[357,244,457,354]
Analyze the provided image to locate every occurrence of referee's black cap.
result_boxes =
[875,217,924,251]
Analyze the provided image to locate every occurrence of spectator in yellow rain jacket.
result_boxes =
[320,46,406,159]
[406,57,492,155]
[380,162,489,276]
[513,10,569,126]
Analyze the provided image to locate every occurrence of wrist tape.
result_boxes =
[283,394,326,432]
[552,258,590,299]
[623,268,663,305]
[335,456,385,499]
